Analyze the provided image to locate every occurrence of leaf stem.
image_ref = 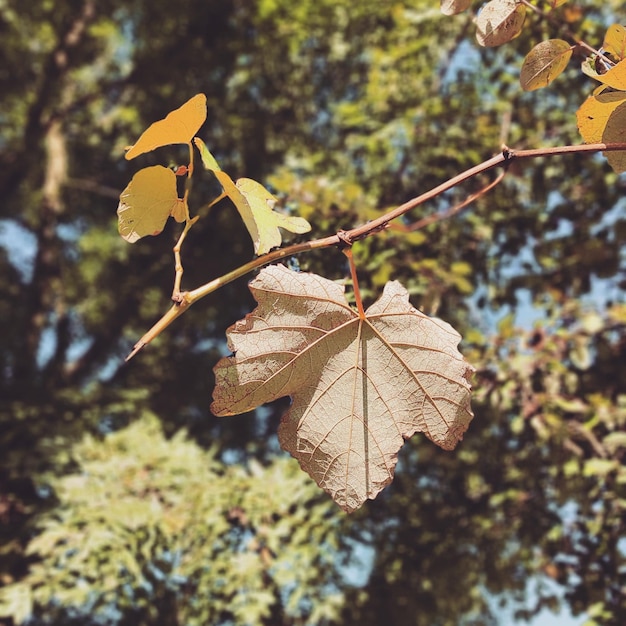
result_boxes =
[344,248,366,319]
[172,215,200,298]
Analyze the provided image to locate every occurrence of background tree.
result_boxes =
[0,0,624,625]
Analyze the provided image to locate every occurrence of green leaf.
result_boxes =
[193,136,221,171]
[475,0,526,48]
[520,40,573,91]
[602,432,626,453]
[583,458,618,477]
[117,166,185,243]
[125,94,207,160]
[211,171,311,255]
[236,178,311,255]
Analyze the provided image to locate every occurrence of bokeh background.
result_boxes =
[1,1,625,624]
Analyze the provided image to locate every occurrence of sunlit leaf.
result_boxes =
[193,137,221,171]
[546,0,568,8]
[440,0,471,16]
[236,178,311,255]
[211,171,311,255]
[125,94,207,160]
[603,24,626,61]
[520,39,573,91]
[212,265,474,512]
[577,91,626,173]
[475,0,525,48]
[211,170,260,252]
[117,166,184,242]
[592,58,626,90]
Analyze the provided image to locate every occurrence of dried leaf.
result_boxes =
[603,24,626,62]
[125,94,207,160]
[212,265,474,512]
[440,0,472,16]
[577,91,626,173]
[117,166,184,243]
[520,39,573,91]
[475,0,525,48]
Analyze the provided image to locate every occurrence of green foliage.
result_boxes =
[1,1,625,625]
[0,416,344,625]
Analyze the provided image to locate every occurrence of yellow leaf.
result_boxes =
[594,58,626,91]
[236,178,311,255]
[475,0,526,48]
[117,166,182,242]
[547,0,568,8]
[520,39,572,91]
[212,172,311,255]
[125,94,207,160]
[211,170,260,252]
[577,91,626,173]
[603,24,626,61]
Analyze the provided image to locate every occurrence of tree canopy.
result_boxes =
[0,1,625,625]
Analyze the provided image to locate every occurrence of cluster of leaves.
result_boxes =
[0,416,344,625]
[444,0,626,172]
[118,93,310,254]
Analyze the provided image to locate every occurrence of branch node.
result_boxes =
[502,144,515,161]
[336,230,353,249]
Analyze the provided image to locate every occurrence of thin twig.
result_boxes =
[390,170,506,233]
[125,141,626,360]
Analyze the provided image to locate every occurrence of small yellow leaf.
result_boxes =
[476,0,525,48]
[170,198,188,223]
[440,0,471,16]
[236,178,312,255]
[117,166,181,242]
[125,94,207,160]
[594,58,626,91]
[520,39,573,91]
[577,91,626,173]
[547,0,568,8]
[604,24,626,61]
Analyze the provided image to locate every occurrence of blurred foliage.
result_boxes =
[0,0,625,625]
[0,416,344,625]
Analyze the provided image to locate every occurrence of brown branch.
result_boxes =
[125,141,626,360]
[390,170,506,233]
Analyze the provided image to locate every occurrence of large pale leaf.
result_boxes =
[520,39,573,91]
[236,178,311,254]
[475,0,525,48]
[117,166,184,243]
[440,0,471,16]
[125,94,207,160]
[212,265,474,512]
[577,91,626,173]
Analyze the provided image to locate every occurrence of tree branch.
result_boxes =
[125,141,626,360]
